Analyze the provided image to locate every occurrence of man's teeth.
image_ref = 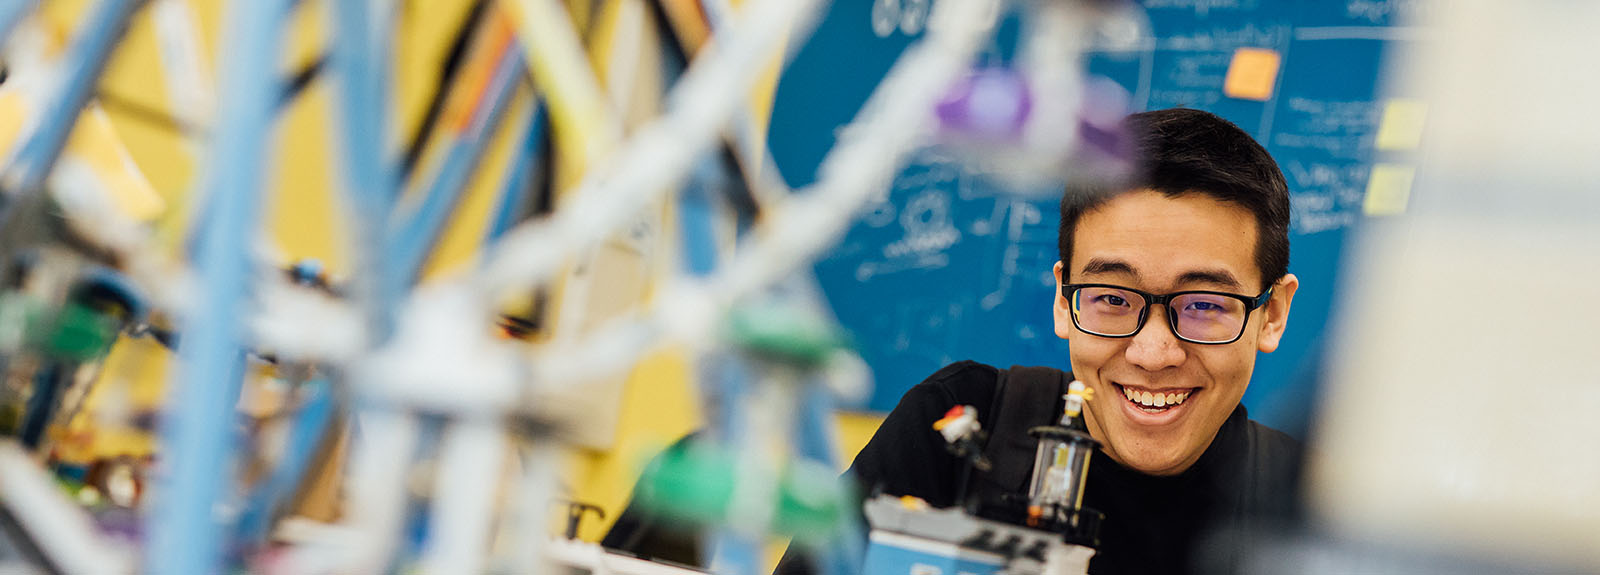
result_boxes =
[1122,386,1189,408]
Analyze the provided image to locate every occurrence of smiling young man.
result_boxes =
[820,108,1302,574]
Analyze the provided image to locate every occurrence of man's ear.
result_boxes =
[1256,273,1299,353]
[1053,261,1073,341]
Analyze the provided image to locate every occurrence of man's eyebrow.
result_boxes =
[1080,258,1140,279]
[1177,269,1243,290]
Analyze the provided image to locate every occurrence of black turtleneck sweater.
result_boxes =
[604,360,1303,574]
[834,360,1303,574]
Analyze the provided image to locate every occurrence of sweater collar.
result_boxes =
[1090,404,1251,488]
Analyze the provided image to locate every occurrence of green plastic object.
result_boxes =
[632,443,852,545]
[0,291,120,362]
[773,461,849,545]
[44,302,119,362]
[724,304,850,368]
[634,446,737,521]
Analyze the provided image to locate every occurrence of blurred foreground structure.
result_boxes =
[1287,1,1600,572]
[0,0,1596,573]
[0,0,1134,572]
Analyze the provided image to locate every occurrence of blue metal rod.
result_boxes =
[232,377,337,547]
[385,47,525,288]
[330,0,401,341]
[677,153,728,277]
[483,101,546,245]
[146,0,289,572]
[794,379,864,575]
[703,354,762,574]
[17,363,66,449]
[1,0,147,197]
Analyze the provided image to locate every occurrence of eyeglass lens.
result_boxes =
[1070,286,1248,343]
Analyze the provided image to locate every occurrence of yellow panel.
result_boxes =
[97,0,221,137]
[266,0,345,271]
[95,106,195,208]
[396,0,480,149]
[744,50,784,165]
[565,347,702,542]
[834,411,886,471]
[656,0,709,54]
[587,0,622,83]
[68,105,166,220]
[266,80,347,273]
[95,0,215,246]
[283,0,325,76]
[564,0,595,36]
[54,335,173,464]
[37,0,91,39]
[0,90,30,161]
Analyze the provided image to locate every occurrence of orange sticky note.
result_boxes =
[1224,48,1282,101]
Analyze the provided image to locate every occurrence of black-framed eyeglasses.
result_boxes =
[1061,283,1273,345]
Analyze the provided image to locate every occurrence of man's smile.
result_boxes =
[1111,382,1201,426]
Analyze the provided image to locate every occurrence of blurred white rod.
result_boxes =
[477,0,826,300]
[503,0,622,169]
[342,410,421,573]
[697,0,798,205]
[528,0,999,388]
[149,0,214,136]
[418,419,509,575]
[546,538,708,574]
[0,443,129,574]
[503,442,565,572]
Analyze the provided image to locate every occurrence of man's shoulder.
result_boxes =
[900,360,1005,411]
[1232,416,1304,512]
[1239,417,1303,465]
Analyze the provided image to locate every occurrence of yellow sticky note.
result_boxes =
[1224,48,1281,101]
[1375,98,1428,151]
[1364,163,1416,216]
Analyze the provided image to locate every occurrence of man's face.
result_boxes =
[1052,190,1298,476]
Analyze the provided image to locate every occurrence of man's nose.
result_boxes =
[1125,307,1186,370]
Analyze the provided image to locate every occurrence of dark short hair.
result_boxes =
[1058,108,1290,291]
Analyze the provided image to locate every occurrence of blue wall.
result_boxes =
[767,0,1418,436]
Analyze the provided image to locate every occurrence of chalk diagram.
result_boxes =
[853,158,967,282]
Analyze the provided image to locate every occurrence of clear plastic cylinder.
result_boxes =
[1027,433,1094,523]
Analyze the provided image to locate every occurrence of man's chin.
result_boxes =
[1115,452,1192,476]
[1102,430,1198,476]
